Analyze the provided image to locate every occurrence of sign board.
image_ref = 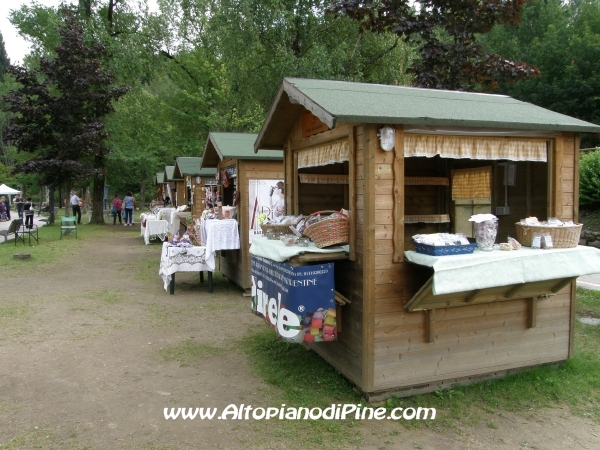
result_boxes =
[301,109,329,138]
[251,255,337,343]
[248,179,285,243]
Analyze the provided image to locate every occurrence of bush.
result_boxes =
[580,150,600,207]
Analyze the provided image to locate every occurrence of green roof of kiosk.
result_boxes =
[155,172,164,184]
[255,78,600,150]
[164,165,176,181]
[174,157,216,178]
[202,132,282,168]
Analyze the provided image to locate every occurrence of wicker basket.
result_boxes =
[260,216,302,238]
[515,223,582,248]
[303,210,349,248]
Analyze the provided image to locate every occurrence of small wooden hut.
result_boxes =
[163,165,179,207]
[201,132,284,291]
[173,157,217,217]
[254,78,600,399]
[154,172,165,201]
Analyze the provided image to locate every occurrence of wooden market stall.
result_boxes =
[162,165,179,207]
[253,77,600,400]
[173,157,217,217]
[201,132,283,291]
[154,172,165,203]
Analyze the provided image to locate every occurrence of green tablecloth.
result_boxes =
[249,236,349,262]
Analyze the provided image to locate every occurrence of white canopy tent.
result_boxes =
[0,184,20,195]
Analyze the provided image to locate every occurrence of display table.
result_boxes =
[167,210,191,236]
[159,243,216,294]
[249,236,349,263]
[203,219,240,256]
[143,219,168,245]
[404,245,600,314]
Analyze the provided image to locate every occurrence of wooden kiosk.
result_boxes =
[173,157,217,217]
[162,165,179,207]
[253,78,600,399]
[201,132,283,291]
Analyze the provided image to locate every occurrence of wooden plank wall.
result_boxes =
[284,118,364,387]
[370,133,576,394]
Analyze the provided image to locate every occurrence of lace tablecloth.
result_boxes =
[159,243,216,291]
[143,219,169,245]
[204,219,240,256]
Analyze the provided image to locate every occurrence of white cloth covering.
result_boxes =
[159,242,215,291]
[249,236,349,263]
[405,245,600,295]
[143,219,169,245]
[205,219,240,257]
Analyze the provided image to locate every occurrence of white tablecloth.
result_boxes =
[204,219,240,256]
[166,210,191,235]
[405,245,600,295]
[140,214,157,236]
[159,243,216,291]
[143,219,169,245]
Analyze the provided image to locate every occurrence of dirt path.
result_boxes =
[1,226,599,449]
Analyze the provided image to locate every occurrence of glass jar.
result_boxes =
[473,219,498,252]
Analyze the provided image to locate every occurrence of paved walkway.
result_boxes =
[0,212,52,242]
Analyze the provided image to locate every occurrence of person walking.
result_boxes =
[111,194,123,225]
[70,192,81,224]
[14,194,24,218]
[123,191,136,226]
[24,197,35,229]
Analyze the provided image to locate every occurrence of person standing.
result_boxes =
[70,192,81,224]
[123,191,136,226]
[24,197,35,229]
[111,194,123,225]
[3,195,10,220]
[0,197,7,221]
[14,194,24,218]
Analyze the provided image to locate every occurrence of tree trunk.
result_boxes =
[140,169,146,212]
[63,184,72,217]
[91,172,105,224]
[48,186,56,224]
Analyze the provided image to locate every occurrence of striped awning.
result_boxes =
[404,134,547,162]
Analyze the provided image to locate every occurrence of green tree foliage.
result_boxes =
[3,11,129,223]
[580,150,600,207]
[0,31,10,78]
[482,0,600,131]
[329,0,539,90]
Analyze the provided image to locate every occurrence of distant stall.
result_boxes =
[253,77,600,400]
[162,165,178,207]
[201,132,283,291]
[173,157,217,218]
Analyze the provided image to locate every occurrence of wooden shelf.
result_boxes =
[405,176,449,186]
[405,214,450,224]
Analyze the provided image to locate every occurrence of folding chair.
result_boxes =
[19,220,39,245]
[60,216,77,239]
[0,219,23,244]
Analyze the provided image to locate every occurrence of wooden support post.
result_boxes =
[348,125,356,261]
[425,310,435,343]
[465,289,481,304]
[551,277,576,294]
[527,297,537,328]
[505,283,526,299]
[336,302,342,333]
[392,125,405,262]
